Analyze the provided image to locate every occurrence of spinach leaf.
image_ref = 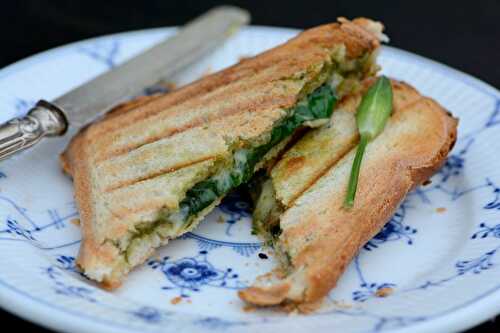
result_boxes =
[174,85,337,223]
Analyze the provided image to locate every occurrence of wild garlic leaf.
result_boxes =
[344,76,393,208]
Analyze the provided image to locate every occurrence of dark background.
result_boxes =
[0,0,498,332]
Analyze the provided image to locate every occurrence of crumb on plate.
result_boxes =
[330,299,352,309]
[243,304,257,312]
[170,296,182,305]
[375,287,393,297]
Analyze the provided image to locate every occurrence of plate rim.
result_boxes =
[0,25,499,333]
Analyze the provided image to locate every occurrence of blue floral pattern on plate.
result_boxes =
[148,250,246,297]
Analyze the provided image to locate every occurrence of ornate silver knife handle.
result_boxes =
[0,101,67,160]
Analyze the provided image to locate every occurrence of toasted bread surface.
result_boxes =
[61,18,384,287]
[239,79,458,307]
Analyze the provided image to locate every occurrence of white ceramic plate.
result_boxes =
[0,26,499,333]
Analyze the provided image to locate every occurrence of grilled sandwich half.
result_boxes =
[239,79,458,308]
[61,18,386,288]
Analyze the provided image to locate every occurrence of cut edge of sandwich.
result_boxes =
[61,18,387,289]
[239,79,458,309]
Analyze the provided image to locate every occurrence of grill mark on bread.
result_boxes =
[88,53,323,142]
[90,55,327,160]
[103,200,164,222]
[100,160,218,229]
[103,156,217,193]
[286,95,426,206]
[87,24,376,161]
[103,94,164,121]
[285,136,358,207]
[88,61,282,137]
[276,82,425,207]
[94,94,296,162]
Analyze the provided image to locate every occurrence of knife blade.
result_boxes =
[0,6,250,161]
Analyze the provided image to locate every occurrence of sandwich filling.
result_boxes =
[167,85,336,227]
[120,47,379,268]
[124,85,336,263]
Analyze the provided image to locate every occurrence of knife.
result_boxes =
[0,6,250,161]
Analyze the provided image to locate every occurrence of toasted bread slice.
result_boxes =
[239,79,458,307]
[61,18,385,288]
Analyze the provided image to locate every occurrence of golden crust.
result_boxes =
[239,79,458,307]
[60,18,384,288]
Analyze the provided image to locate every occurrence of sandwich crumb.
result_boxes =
[217,215,225,224]
[375,287,393,297]
[170,296,182,305]
[436,207,447,213]
[330,299,352,309]
[422,179,432,186]
[70,218,80,226]
[243,304,257,312]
